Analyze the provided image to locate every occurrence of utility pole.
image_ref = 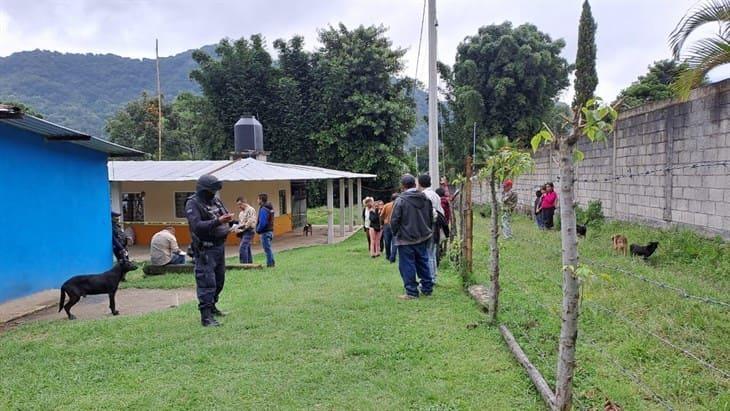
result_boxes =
[427,0,439,184]
[155,39,163,161]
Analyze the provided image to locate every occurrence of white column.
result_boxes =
[356,178,363,231]
[327,179,334,244]
[348,179,355,232]
[339,178,345,237]
[428,0,440,186]
[110,181,122,216]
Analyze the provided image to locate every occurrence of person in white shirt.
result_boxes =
[417,174,443,283]
[234,197,258,264]
[150,227,186,265]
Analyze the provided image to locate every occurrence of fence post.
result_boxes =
[463,156,473,274]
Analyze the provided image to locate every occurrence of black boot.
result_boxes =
[200,308,220,327]
[211,305,226,317]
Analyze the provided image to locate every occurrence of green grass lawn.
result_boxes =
[307,206,357,226]
[469,214,729,410]
[0,234,542,410]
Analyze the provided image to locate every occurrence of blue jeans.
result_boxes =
[239,230,254,264]
[260,231,275,267]
[382,224,395,262]
[397,241,433,297]
[168,253,186,265]
[427,237,438,283]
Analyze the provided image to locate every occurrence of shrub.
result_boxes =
[576,200,604,228]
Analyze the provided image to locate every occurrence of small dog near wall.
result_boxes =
[58,260,138,320]
[630,241,660,260]
[611,234,628,256]
[303,223,313,236]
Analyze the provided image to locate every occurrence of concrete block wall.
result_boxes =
[473,79,730,239]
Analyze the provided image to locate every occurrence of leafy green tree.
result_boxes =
[310,24,415,187]
[440,22,570,174]
[615,60,693,109]
[476,137,534,323]
[572,0,598,112]
[0,101,43,118]
[169,92,226,160]
[669,0,730,98]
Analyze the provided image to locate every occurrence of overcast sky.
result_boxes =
[1,0,728,102]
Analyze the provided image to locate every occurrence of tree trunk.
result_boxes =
[487,173,500,323]
[555,134,581,411]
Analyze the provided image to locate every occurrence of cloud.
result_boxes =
[0,0,726,101]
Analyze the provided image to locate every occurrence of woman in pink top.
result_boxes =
[540,182,558,229]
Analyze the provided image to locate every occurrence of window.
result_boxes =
[122,193,145,222]
[278,189,287,215]
[174,192,195,218]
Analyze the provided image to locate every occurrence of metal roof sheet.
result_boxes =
[108,158,376,182]
[0,115,145,157]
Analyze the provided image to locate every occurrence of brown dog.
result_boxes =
[612,234,628,256]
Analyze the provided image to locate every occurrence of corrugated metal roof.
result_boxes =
[108,158,376,182]
[0,115,145,157]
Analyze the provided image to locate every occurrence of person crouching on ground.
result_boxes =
[368,200,382,257]
[256,193,276,267]
[235,197,257,264]
[380,193,398,263]
[150,226,186,266]
[391,174,434,300]
[501,179,518,239]
[185,174,234,327]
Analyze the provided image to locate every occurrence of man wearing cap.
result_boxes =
[501,179,518,239]
[390,174,434,300]
[185,174,235,327]
[111,211,128,262]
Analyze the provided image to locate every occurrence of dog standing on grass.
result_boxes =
[612,234,628,256]
[58,260,138,320]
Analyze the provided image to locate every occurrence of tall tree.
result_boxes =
[669,0,730,98]
[572,0,598,112]
[614,60,693,110]
[440,22,570,174]
[311,24,415,187]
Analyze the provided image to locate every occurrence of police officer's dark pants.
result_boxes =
[195,245,226,309]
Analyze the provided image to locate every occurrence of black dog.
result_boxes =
[303,223,313,236]
[630,242,659,260]
[58,260,138,320]
[576,224,587,237]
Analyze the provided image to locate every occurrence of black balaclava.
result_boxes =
[196,174,222,203]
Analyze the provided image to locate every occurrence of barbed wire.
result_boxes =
[548,160,728,184]
[581,257,730,308]
[505,276,675,410]
[500,236,730,379]
[510,235,730,309]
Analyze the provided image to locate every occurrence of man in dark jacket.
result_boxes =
[390,174,434,299]
[256,193,276,267]
[185,174,234,327]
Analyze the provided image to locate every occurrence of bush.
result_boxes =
[576,200,604,228]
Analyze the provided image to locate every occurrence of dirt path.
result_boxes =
[1,288,196,332]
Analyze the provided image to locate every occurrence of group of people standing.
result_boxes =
[363,174,451,300]
[533,182,557,230]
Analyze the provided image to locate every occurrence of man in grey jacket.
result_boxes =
[390,174,434,300]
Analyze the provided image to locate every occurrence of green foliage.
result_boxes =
[614,60,694,110]
[575,200,605,227]
[477,137,535,184]
[531,98,617,155]
[189,27,415,189]
[0,47,214,136]
[669,0,730,98]
[0,101,43,118]
[572,0,598,111]
[439,22,570,173]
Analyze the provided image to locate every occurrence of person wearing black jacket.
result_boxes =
[185,174,234,327]
[390,174,434,299]
[368,202,382,257]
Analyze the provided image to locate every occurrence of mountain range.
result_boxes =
[0,47,427,147]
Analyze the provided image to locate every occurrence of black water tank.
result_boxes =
[234,115,264,152]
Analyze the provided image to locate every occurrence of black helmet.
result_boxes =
[196,174,222,193]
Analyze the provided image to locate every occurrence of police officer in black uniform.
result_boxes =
[111,211,128,262]
[185,174,234,327]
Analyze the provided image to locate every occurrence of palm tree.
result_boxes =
[669,0,730,98]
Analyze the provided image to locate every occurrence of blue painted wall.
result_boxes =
[0,123,113,303]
